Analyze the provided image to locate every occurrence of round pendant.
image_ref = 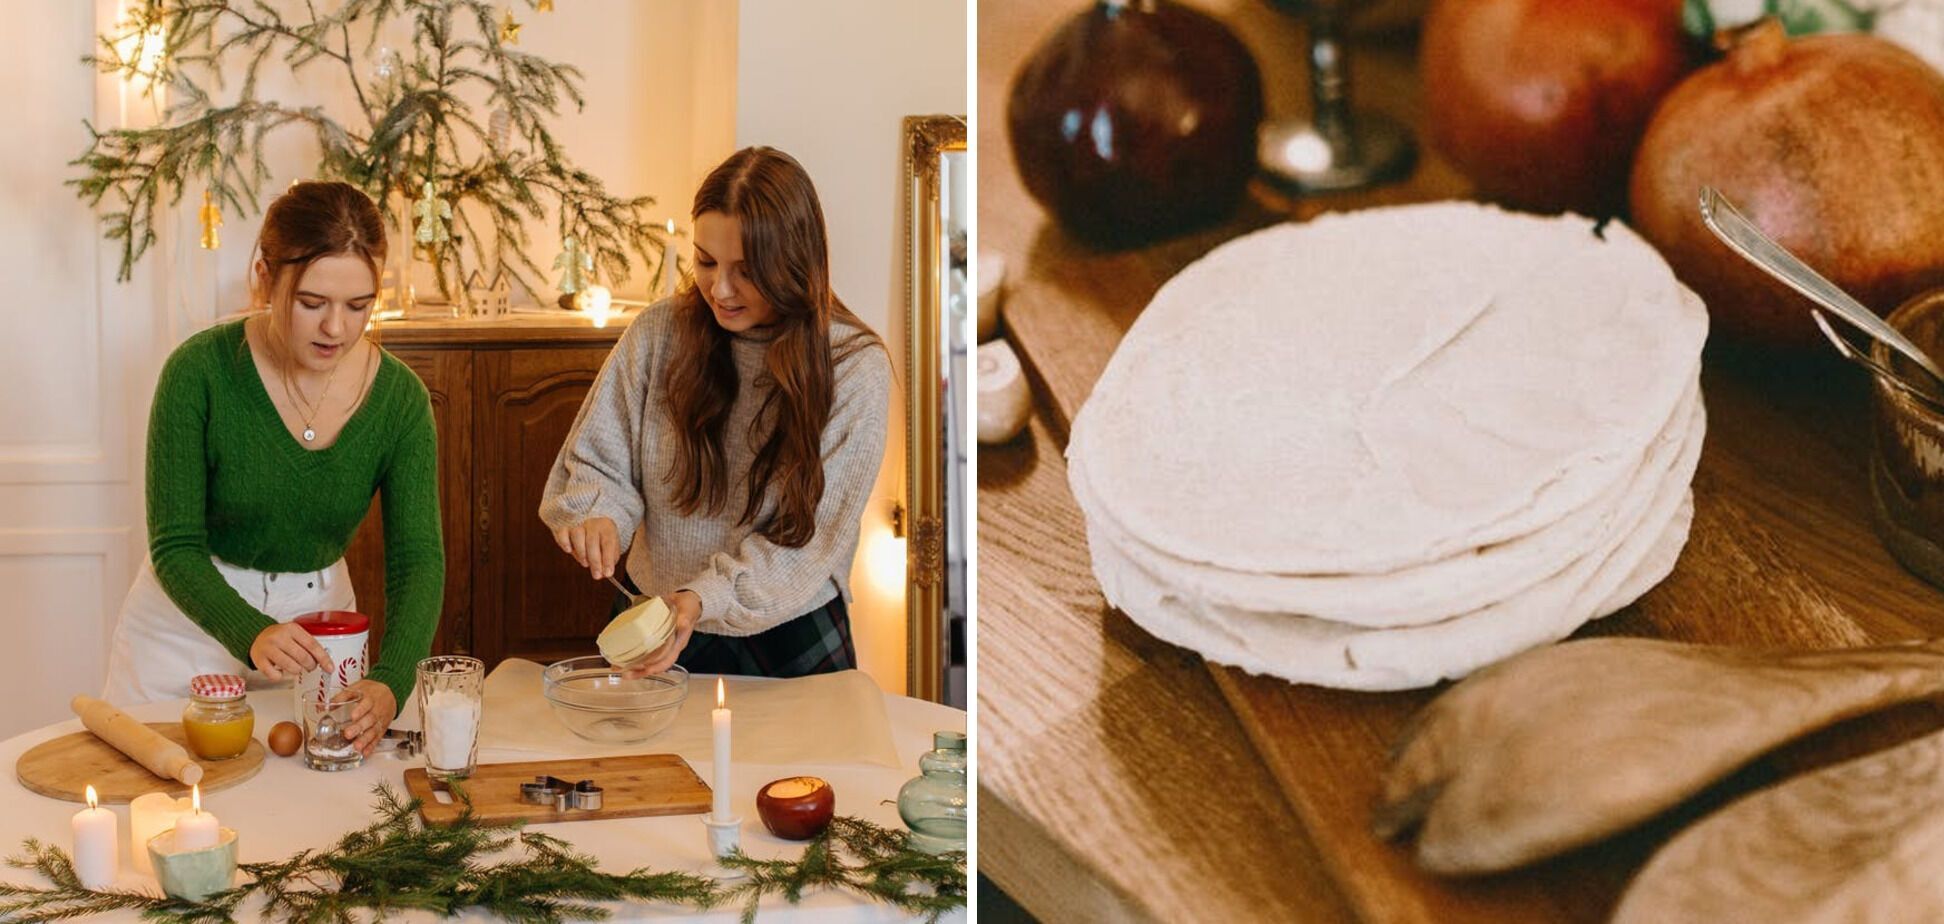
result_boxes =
[303,428,316,442]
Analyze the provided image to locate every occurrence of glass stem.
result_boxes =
[1307,7,1358,157]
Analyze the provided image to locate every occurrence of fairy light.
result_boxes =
[577,284,612,327]
[115,11,167,85]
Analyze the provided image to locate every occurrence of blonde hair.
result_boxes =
[248,181,387,372]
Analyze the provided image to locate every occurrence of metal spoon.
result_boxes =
[1698,186,1944,404]
[1807,311,1944,413]
[606,574,640,603]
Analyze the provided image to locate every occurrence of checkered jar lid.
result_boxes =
[188,674,246,700]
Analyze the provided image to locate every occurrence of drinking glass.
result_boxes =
[302,687,363,772]
[417,656,485,780]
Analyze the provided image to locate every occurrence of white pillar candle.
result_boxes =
[172,785,219,851]
[423,689,479,771]
[71,785,117,889]
[659,220,680,298]
[129,792,191,875]
[977,248,1005,342]
[711,678,731,821]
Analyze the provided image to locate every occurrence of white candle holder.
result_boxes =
[702,814,746,881]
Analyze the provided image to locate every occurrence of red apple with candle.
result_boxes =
[756,776,835,840]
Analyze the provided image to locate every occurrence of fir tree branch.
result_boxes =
[73,0,670,302]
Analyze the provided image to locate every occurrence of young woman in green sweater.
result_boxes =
[541,147,891,679]
[103,181,443,757]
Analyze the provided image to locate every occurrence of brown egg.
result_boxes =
[267,721,302,757]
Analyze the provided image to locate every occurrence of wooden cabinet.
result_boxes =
[343,316,624,673]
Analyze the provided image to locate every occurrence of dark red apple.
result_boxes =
[756,777,835,840]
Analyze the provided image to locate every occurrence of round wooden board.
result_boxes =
[15,722,266,804]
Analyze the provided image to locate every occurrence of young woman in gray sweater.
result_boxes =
[540,147,892,678]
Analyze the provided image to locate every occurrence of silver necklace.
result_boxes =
[283,359,343,442]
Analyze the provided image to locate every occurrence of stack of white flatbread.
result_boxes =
[1067,203,1709,691]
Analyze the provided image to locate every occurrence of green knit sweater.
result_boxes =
[146,319,444,707]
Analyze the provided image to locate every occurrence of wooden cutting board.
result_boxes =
[16,723,266,804]
[403,754,712,826]
[996,252,1944,923]
[997,223,1944,924]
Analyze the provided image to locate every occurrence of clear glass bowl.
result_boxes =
[541,657,688,744]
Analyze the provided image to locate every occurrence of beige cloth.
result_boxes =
[477,660,901,768]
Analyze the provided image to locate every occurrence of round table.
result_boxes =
[0,679,966,922]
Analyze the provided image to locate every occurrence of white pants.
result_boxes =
[102,556,355,706]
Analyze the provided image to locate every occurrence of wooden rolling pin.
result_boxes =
[70,695,203,786]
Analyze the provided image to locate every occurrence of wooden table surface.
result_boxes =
[975,2,1944,921]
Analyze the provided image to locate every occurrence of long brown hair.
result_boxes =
[663,147,881,548]
[248,181,387,372]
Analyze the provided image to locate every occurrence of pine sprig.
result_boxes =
[0,785,964,923]
[0,838,213,922]
[718,818,967,924]
[73,0,674,304]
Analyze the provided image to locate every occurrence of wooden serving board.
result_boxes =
[403,754,712,826]
[977,1,1944,920]
[16,723,266,804]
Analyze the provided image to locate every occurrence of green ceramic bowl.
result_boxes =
[146,827,238,902]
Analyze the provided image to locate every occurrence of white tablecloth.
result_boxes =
[0,677,966,922]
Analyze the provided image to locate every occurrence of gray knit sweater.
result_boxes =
[539,300,892,636]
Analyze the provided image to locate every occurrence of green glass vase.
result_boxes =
[897,730,968,854]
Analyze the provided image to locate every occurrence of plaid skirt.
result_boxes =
[609,580,856,678]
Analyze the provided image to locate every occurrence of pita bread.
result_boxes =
[1070,204,1708,576]
[1068,378,1699,626]
[1082,388,1700,689]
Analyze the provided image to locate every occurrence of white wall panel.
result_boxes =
[0,529,133,739]
[0,1,123,485]
[0,1,158,735]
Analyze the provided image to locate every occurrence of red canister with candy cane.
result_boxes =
[291,611,369,710]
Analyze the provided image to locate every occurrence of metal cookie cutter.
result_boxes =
[520,777,568,810]
[519,775,602,811]
[379,729,422,759]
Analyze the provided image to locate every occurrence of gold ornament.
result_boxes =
[414,178,452,247]
[198,188,221,250]
[537,0,553,11]
[499,9,521,44]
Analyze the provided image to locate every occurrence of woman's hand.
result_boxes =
[339,679,397,757]
[552,516,622,580]
[250,623,332,681]
[623,590,700,678]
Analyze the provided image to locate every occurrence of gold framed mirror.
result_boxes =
[903,114,967,705]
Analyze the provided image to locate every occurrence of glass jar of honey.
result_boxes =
[182,674,254,760]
